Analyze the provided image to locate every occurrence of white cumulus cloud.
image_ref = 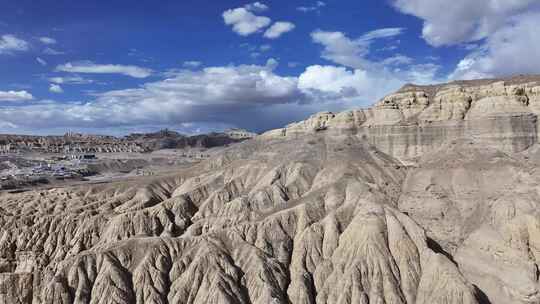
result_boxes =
[183,61,203,68]
[392,0,540,80]
[36,57,47,66]
[299,65,370,96]
[392,0,538,46]
[0,35,30,55]
[264,22,296,39]
[311,30,369,69]
[449,11,540,80]
[299,65,406,103]
[0,90,33,102]
[43,47,65,55]
[56,61,153,78]
[311,28,405,69]
[308,28,442,102]
[244,2,269,12]
[297,1,326,12]
[223,6,271,36]
[49,84,64,93]
[358,28,406,41]
[381,54,413,66]
[48,75,93,85]
[39,37,57,45]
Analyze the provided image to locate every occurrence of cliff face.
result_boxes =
[264,76,540,160]
[3,76,540,304]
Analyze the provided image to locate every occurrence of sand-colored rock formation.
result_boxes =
[0,133,480,304]
[263,76,540,160]
[5,76,540,303]
[398,141,540,304]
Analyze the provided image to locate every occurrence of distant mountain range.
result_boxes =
[0,128,257,154]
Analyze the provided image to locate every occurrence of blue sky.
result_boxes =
[0,0,539,135]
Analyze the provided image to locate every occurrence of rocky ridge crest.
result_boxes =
[264,76,540,160]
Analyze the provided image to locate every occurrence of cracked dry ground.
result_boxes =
[2,133,539,304]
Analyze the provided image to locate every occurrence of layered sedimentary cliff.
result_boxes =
[264,76,540,160]
[3,76,540,304]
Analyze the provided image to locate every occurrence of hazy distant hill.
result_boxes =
[0,128,257,154]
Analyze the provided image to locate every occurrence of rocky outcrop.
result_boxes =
[5,76,540,303]
[0,133,479,304]
[263,76,540,160]
[398,141,540,304]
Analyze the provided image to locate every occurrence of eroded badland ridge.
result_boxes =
[2,76,540,304]
[264,75,540,160]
